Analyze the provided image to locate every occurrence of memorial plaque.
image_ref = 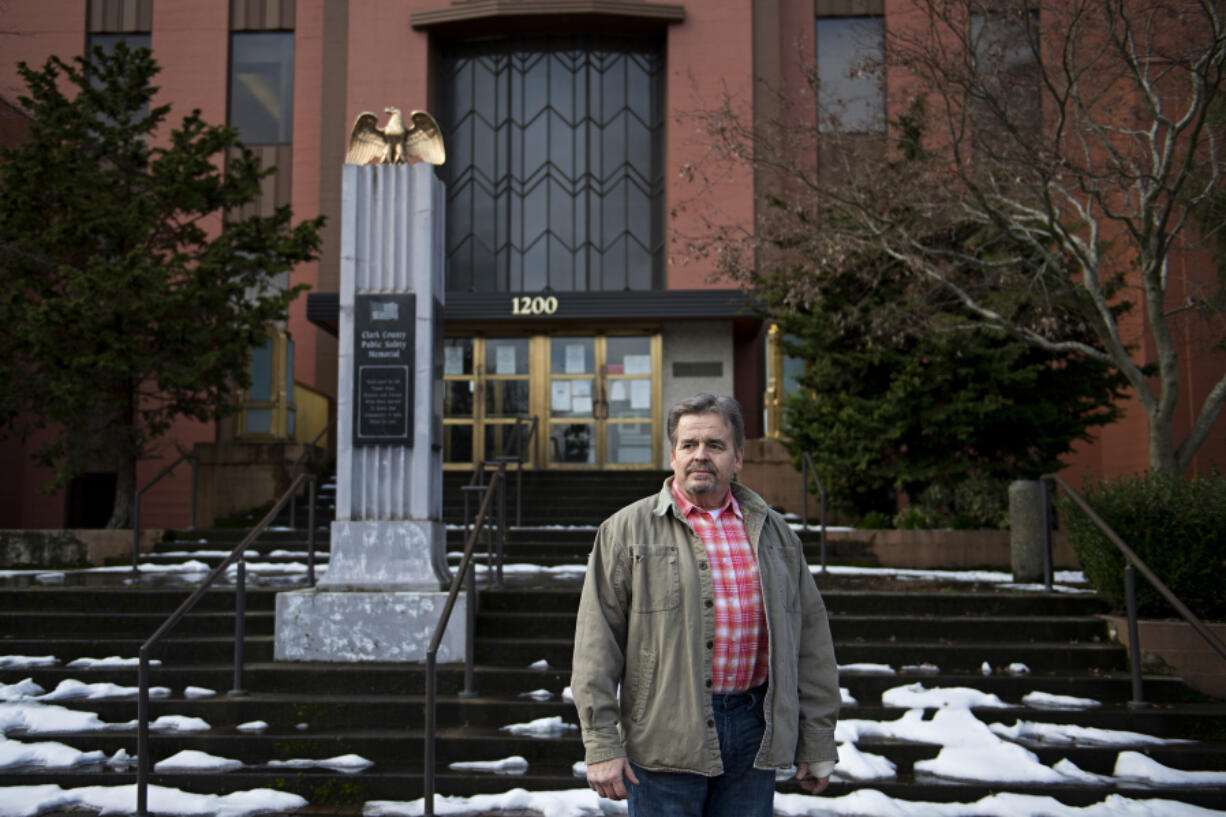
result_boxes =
[354,293,415,446]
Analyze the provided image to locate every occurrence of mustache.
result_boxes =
[687,464,716,475]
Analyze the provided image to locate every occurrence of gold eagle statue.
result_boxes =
[345,107,446,166]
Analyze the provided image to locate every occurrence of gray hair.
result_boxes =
[666,393,746,450]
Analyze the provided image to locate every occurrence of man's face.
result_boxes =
[669,411,744,511]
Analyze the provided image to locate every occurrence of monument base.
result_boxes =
[319,520,448,591]
[274,589,466,663]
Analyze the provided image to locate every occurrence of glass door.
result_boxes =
[446,332,660,469]
[546,334,660,468]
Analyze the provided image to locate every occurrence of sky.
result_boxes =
[1,555,1224,816]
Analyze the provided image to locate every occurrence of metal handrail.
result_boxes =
[494,415,537,527]
[289,419,336,530]
[1041,473,1226,708]
[132,452,198,574]
[463,461,507,589]
[800,452,828,573]
[135,470,309,816]
[425,462,507,817]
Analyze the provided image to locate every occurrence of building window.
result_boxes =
[229,31,294,144]
[970,10,1040,128]
[816,16,885,133]
[438,36,666,294]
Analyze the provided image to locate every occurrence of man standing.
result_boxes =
[572,394,839,816]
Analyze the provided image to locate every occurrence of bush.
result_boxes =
[893,476,1010,530]
[1058,472,1226,620]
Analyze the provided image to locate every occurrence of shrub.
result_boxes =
[893,476,1009,530]
[1057,472,1226,620]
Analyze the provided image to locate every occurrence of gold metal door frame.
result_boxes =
[444,331,661,470]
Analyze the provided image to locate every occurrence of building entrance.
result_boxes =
[442,333,661,470]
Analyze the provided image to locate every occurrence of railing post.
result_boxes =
[1125,564,1148,708]
[307,477,317,588]
[132,490,141,576]
[137,647,151,816]
[495,470,506,590]
[231,557,247,696]
[461,560,478,698]
[424,649,437,817]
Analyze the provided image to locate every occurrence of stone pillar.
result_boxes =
[274,163,464,662]
[1009,480,1046,584]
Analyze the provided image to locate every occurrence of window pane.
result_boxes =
[485,338,530,375]
[444,381,474,416]
[440,37,664,294]
[444,338,474,376]
[245,408,272,434]
[816,17,884,133]
[486,380,530,417]
[230,32,294,144]
[551,422,594,463]
[607,422,653,463]
[550,338,594,375]
[444,424,474,463]
[249,338,273,401]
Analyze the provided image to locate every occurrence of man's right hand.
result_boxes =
[586,756,640,800]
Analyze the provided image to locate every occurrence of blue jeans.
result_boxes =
[627,685,776,817]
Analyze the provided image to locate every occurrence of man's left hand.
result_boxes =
[795,762,830,795]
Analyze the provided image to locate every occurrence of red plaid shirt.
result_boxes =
[672,480,769,693]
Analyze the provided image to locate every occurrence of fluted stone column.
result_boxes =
[274,163,464,662]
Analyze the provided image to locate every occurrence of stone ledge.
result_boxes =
[0,528,164,568]
[1103,614,1226,700]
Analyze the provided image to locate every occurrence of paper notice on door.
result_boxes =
[610,380,628,402]
[572,379,591,398]
[624,354,651,375]
[565,343,587,374]
[444,345,464,376]
[495,345,517,375]
[630,379,651,410]
[551,381,572,412]
[572,395,594,415]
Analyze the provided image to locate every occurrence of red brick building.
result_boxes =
[1,0,1222,529]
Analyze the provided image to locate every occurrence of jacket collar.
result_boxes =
[654,476,769,521]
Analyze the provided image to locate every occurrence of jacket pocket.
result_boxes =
[629,545,680,613]
[630,647,657,723]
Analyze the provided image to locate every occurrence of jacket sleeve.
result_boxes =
[790,524,840,765]
[571,521,630,764]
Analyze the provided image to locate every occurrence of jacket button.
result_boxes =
[707,719,715,728]
[704,599,713,608]
[705,679,712,688]
[706,640,714,649]
[699,561,708,570]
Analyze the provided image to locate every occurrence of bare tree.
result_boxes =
[685,0,1226,475]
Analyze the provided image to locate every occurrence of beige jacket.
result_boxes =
[571,478,839,775]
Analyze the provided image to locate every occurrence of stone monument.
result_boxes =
[274,162,464,662]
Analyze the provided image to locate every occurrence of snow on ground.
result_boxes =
[500,716,578,737]
[184,686,216,699]
[1114,752,1226,786]
[880,682,1011,709]
[235,720,267,733]
[0,657,58,669]
[1022,691,1102,710]
[990,720,1192,746]
[364,789,1226,817]
[66,656,160,669]
[0,735,106,771]
[448,755,529,775]
[154,749,243,772]
[0,783,306,817]
[268,753,374,772]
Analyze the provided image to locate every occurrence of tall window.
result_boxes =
[816,16,885,133]
[229,31,294,144]
[970,10,1040,128]
[438,36,666,294]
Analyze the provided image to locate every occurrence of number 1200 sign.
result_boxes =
[511,295,559,316]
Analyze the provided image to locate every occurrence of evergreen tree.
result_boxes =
[0,43,324,527]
